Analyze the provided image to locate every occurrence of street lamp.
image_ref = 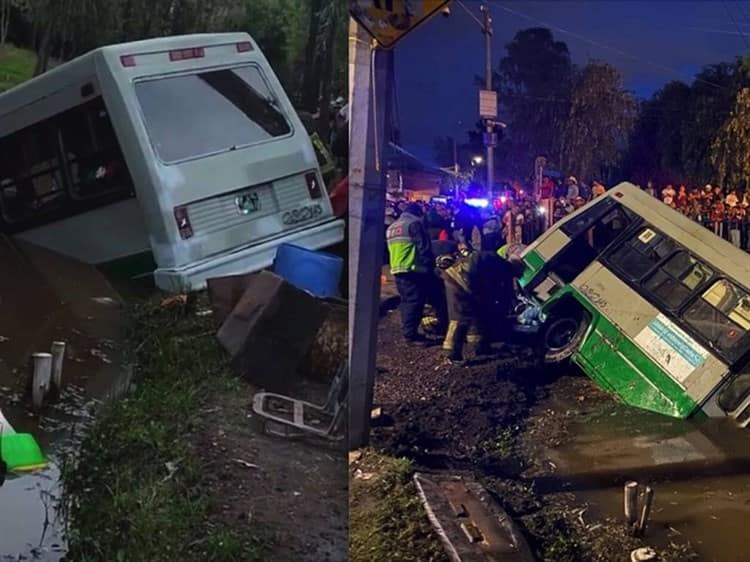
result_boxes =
[472,155,483,165]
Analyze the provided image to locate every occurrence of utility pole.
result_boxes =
[452,136,459,199]
[481,2,494,194]
[457,0,494,193]
[348,18,393,449]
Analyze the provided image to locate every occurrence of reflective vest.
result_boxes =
[387,213,425,274]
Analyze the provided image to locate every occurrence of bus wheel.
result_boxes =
[543,312,589,363]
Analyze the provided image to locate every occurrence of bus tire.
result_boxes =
[542,308,590,364]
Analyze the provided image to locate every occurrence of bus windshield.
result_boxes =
[135,65,291,163]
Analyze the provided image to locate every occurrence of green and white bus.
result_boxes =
[521,182,750,426]
[0,33,344,291]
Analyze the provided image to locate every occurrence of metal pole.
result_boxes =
[31,352,52,410]
[483,3,494,194]
[453,136,459,199]
[51,341,65,394]
[636,486,655,537]
[348,19,393,449]
[624,481,639,526]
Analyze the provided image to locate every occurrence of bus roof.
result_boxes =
[0,33,253,121]
[608,182,750,289]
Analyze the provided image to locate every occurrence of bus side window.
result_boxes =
[684,279,750,360]
[588,207,633,252]
[0,126,65,223]
[607,227,676,282]
[642,251,713,310]
[59,97,131,200]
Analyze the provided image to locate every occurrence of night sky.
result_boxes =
[392,0,750,163]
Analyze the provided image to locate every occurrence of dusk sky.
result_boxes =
[392,0,750,164]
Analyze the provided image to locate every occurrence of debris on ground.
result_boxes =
[353,308,700,562]
[212,271,327,393]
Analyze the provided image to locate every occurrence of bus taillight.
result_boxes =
[169,47,205,62]
[120,55,136,67]
[236,42,253,53]
[174,206,193,239]
[305,172,322,199]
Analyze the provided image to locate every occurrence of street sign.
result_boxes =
[349,0,451,48]
[479,89,497,118]
[483,132,497,147]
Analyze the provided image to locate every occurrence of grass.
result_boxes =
[0,44,36,92]
[61,296,268,562]
[349,449,448,562]
[477,427,517,459]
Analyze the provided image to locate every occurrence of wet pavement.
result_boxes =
[0,236,128,560]
[536,392,750,562]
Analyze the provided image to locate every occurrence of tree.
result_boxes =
[0,0,13,44]
[559,62,636,183]
[496,28,574,178]
[711,88,750,189]
[681,61,748,184]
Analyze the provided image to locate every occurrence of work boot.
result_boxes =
[445,349,464,365]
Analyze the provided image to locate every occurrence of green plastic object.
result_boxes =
[1,433,47,472]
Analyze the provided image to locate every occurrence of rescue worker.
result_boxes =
[387,203,447,345]
[436,246,521,363]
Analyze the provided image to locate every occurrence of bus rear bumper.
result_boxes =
[153,219,345,293]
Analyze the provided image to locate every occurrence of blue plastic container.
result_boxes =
[273,243,343,298]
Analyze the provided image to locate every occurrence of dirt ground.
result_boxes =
[365,307,698,562]
[192,378,348,562]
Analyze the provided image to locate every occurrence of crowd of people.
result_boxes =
[644,181,750,249]
[383,171,750,362]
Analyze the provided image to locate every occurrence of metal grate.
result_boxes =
[186,174,309,236]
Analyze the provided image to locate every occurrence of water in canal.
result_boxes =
[0,238,129,560]
[540,388,750,562]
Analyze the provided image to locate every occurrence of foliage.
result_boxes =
[0,42,34,91]
[711,87,750,189]
[559,61,636,183]
[496,27,574,178]
[61,298,268,562]
[2,0,347,121]
[623,60,750,186]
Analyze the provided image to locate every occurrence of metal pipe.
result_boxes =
[624,481,639,526]
[31,352,52,410]
[51,341,65,394]
[636,486,655,537]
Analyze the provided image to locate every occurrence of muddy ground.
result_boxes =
[194,376,348,562]
[364,307,698,561]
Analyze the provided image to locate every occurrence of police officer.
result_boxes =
[387,203,447,345]
[437,247,521,363]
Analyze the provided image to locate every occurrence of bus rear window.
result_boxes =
[134,65,291,163]
[684,279,750,358]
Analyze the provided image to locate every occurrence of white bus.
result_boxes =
[521,182,750,426]
[0,33,344,291]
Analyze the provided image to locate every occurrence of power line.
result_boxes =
[722,0,750,50]
[489,1,731,92]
